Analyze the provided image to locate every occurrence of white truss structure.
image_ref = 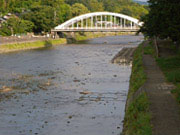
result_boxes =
[54,12,143,31]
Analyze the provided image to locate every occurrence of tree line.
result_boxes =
[0,0,148,36]
[140,0,180,47]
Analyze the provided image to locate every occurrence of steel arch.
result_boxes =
[55,12,142,30]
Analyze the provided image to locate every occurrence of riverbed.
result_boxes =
[0,35,143,135]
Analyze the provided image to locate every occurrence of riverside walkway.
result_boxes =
[142,49,180,135]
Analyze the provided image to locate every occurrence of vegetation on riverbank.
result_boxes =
[74,32,128,42]
[123,44,152,135]
[124,93,151,135]
[143,39,180,104]
[155,44,180,104]
[143,41,155,56]
[0,38,67,53]
[128,44,146,97]
[140,0,180,48]
[157,56,180,104]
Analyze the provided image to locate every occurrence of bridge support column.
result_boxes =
[114,17,116,29]
[101,15,103,29]
[81,19,83,29]
[86,18,88,29]
[91,16,93,29]
[72,21,74,29]
[120,18,122,28]
[111,15,112,28]
[76,21,78,29]
[96,16,97,28]
[53,31,58,39]
[124,19,126,28]
[105,16,107,28]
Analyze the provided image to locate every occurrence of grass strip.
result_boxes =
[123,43,151,135]
[74,32,129,41]
[124,93,152,135]
[157,56,180,103]
[0,38,67,53]
[128,43,146,97]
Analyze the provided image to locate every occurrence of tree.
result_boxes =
[140,0,180,46]
[41,0,64,7]
[71,3,89,17]
[87,0,104,12]
[0,0,6,13]
[40,0,72,29]
[22,5,55,33]
[0,16,34,36]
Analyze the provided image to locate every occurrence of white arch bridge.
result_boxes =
[52,12,143,33]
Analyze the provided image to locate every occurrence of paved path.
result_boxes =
[143,54,180,135]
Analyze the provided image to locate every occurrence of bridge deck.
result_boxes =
[51,28,139,32]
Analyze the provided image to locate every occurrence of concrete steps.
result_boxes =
[111,47,136,66]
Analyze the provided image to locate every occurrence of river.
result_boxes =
[0,35,143,135]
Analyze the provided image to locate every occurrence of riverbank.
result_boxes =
[155,41,180,105]
[0,38,67,53]
[123,40,180,135]
[74,32,132,41]
[0,32,134,53]
[122,43,152,135]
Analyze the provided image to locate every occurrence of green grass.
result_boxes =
[123,43,151,135]
[145,39,180,104]
[124,93,152,135]
[0,38,67,53]
[129,44,147,97]
[144,42,155,56]
[74,32,126,41]
[157,56,180,103]
[50,38,67,45]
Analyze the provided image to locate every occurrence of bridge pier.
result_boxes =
[51,31,59,39]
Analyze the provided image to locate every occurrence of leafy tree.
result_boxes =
[71,3,89,17]
[41,0,72,28]
[0,16,34,36]
[140,0,180,46]
[22,5,55,33]
[0,23,11,36]
[86,0,104,12]
[0,0,6,13]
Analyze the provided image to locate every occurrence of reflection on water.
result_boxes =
[0,35,143,135]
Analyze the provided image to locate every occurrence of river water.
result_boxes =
[0,35,143,135]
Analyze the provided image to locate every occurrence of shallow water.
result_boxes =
[0,35,143,135]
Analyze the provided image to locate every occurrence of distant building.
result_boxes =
[0,17,6,27]
[0,13,18,27]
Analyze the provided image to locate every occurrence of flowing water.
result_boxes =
[0,35,143,135]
